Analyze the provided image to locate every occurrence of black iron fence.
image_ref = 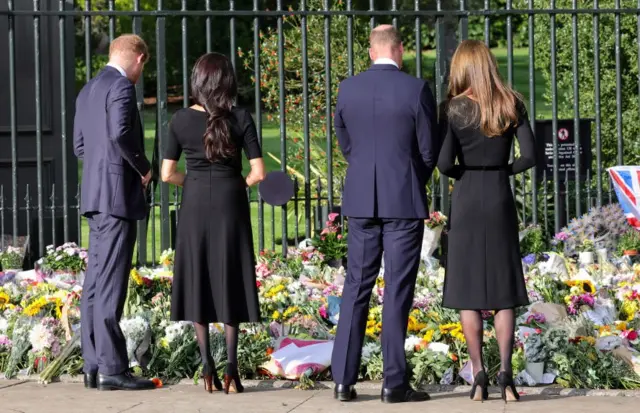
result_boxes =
[0,0,638,264]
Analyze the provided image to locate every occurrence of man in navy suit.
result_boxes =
[331,25,439,403]
[74,34,154,391]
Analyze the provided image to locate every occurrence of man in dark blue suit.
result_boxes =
[73,34,155,391]
[331,25,439,403]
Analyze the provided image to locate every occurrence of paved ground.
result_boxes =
[1,381,638,413]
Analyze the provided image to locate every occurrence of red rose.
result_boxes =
[628,330,639,341]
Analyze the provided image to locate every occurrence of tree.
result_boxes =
[241,0,370,189]
[521,0,640,167]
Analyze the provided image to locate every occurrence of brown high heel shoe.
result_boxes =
[202,363,223,393]
[223,365,244,394]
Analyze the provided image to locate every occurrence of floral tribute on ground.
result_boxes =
[3,207,640,388]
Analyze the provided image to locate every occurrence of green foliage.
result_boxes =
[521,0,640,166]
[242,0,370,186]
[410,349,453,388]
[617,229,640,255]
[237,330,271,378]
[519,224,548,256]
[312,213,347,262]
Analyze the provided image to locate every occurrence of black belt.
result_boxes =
[463,165,509,171]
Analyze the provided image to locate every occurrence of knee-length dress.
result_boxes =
[166,107,261,324]
[437,97,535,310]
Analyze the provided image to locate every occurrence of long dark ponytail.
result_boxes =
[190,53,238,162]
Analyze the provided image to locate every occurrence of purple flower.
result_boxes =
[555,232,569,241]
[522,254,536,265]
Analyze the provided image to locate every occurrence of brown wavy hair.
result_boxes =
[190,53,237,162]
[447,40,521,137]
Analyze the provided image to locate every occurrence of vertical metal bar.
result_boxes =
[484,0,491,46]
[182,0,188,109]
[391,0,397,28]
[528,0,537,224]
[253,0,264,250]
[543,171,548,235]
[59,0,69,241]
[594,0,602,207]
[550,0,560,233]
[84,0,92,82]
[572,0,581,217]
[50,185,56,245]
[369,0,375,30]
[271,204,275,250]
[293,179,299,246]
[301,0,311,239]
[229,0,236,71]
[8,0,18,240]
[25,186,31,254]
[34,0,44,257]
[206,0,212,53]
[150,186,156,263]
[615,0,623,165]
[133,0,147,263]
[459,0,468,40]
[507,0,515,193]
[277,0,287,254]
[108,0,115,42]
[415,0,422,78]
[156,0,170,252]
[436,0,448,215]
[324,0,333,209]
[76,184,82,247]
[564,171,569,224]
[346,0,353,76]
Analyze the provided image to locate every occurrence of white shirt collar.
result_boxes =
[107,62,127,77]
[373,58,399,68]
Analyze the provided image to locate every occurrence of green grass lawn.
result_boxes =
[78,47,549,262]
[404,47,551,118]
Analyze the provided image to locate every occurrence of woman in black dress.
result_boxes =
[161,53,265,394]
[437,40,536,403]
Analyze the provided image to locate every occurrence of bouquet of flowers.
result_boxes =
[422,211,447,259]
[120,316,151,368]
[29,317,65,372]
[312,213,347,267]
[0,246,24,272]
[38,243,88,289]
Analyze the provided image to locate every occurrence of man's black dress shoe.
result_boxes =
[97,371,155,391]
[84,372,97,389]
[380,386,430,403]
[334,384,357,402]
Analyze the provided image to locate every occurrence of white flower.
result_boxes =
[29,323,56,353]
[0,317,8,334]
[404,336,423,353]
[64,248,77,256]
[164,321,193,345]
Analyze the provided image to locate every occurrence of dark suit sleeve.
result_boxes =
[415,81,438,177]
[334,84,351,160]
[242,110,262,160]
[507,102,536,175]
[436,115,463,180]
[106,78,151,176]
[73,97,84,159]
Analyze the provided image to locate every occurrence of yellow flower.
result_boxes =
[621,301,638,321]
[616,321,628,331]
[23,297,47,317]
[283,306,299,319]
[439,322,466,343]
[272,310,281,321]
[427,311,440,322]
[130,268,143,286]
[565,279,596,294]
[407,316,427,333]
[376,278,385,288]
[0,290,10,309]
[423,329,435,343]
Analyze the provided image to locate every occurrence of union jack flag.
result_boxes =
[608,166,640,229]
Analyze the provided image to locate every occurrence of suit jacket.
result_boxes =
[73,66,151,221]
[334,64,439,219]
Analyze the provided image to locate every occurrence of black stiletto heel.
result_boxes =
[223,364,244,394]
[470,370,489,402]
[202,362,223,393]
[497,371,519,403]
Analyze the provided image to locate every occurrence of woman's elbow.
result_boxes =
[254,170,267,183]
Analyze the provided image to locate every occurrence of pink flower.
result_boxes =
[337,234,343,240]
[321,228,330,235]
[319,305,327,318]
[328,213,339,222]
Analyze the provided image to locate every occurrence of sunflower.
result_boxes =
[0,290,9,309]
[565,279,596,294]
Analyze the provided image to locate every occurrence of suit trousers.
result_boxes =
[81,212,137,376]
[331,217,423,389]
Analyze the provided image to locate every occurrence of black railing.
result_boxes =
[0,0,637,264]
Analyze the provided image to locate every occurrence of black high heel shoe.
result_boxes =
[470,370,489,402]
[202,363,223,393]
[497,371,520,403]
[223,364,244,394]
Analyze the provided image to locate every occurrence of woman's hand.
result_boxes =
[245,158,266,187]
[161,159,185,187]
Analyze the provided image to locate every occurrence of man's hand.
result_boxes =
[142,171,152,188]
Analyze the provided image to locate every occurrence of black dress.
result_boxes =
[166,107,261,324]
[437,97,535,310]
